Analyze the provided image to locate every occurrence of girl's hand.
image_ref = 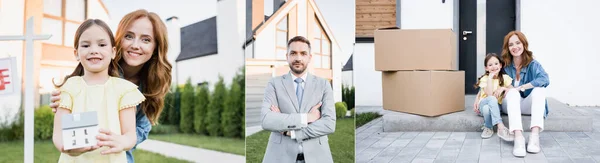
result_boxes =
[49,90,61,113]
[473,101,480,114]
[96,128,129,155]
[62,145,99,156]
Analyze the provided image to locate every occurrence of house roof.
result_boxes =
[61,111,98,130]
[243,0,341,51]
[342,54,353,71]
[176,16,218,62]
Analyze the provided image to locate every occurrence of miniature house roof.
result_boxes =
[61,111,99,130]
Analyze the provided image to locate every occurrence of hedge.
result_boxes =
[194,84,210,135]
[206,76,227,136]
[179,79,195,133]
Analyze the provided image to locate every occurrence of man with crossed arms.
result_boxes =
[261,36,336,163]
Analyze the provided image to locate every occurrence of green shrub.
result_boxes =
[179,79,195,133]
[0,109,23,142]
[160,89,174,124]
[34,106,54,140]
[350,108,355,118]
[149,124,179,135]
[222,80,243,138]
[168,87,181,125]
[335,102,348,119]
[235,67,245,137]
[206,76,227,136]
[342,85,355,110]
[194,84,210,135]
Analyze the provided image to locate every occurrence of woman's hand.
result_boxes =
[96,128,130,155]
[49,90,61,113]
[61,145,99,157]
[493,87,506,99]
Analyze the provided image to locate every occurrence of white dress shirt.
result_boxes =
[289,72,308,154]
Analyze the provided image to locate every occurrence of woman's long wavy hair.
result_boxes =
[114,9,172,125]
[54,19,119,88]
[501,31,533,68]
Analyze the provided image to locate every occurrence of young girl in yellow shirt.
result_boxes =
[52,19,145,163]
[473,53,514,141]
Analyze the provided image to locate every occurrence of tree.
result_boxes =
[194,83,210,135]
[222,80,243,138]
[206,76,227,136]
[179,78,195,133]
[168,87,181,125]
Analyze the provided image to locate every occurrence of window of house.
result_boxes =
[43,0,86,47]
[312,15,331,69]
[276,15,289,60]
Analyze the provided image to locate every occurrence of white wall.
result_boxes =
[166,18,181,85]
[87,0,110,22]
[177,54,221,87]
[216,0,245,85]
[342,71,353,86]
[401,0,455,30]
[354,43,382,106]
[0,0,25,125]
[520,0,600,106]
[331,45,342,102]
[254,24,277,59]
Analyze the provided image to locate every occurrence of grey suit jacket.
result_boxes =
[261,73,336,163]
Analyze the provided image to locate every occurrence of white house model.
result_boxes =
[61,111,99,150]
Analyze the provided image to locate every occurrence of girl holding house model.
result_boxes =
[52,19,145,162]
[473,53,514,141]
[494,31,550,157]
[49,9,172,162]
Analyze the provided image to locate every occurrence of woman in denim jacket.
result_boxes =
[494,31,550,157]
[49,9,171,163]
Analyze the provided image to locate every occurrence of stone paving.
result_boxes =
[356,107,600,163]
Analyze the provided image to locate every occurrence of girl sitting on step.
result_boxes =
[473,53,514,141]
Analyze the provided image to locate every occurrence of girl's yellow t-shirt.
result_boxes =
[57,76,145,163]
[478,74,513,104]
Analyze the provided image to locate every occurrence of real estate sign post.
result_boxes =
[0,17,51,163]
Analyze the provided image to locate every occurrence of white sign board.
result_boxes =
[0,57,18,95]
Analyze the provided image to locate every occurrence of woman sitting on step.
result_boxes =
[495,31,550,157]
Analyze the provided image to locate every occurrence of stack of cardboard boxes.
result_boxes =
[374,28,465,117]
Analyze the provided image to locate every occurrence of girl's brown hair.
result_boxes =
[501,31,533,68]
[114,9,172,125]
[474,53,507,89]
[54,19,119,88]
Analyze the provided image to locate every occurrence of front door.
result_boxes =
[460,0,516,94]
[459,0,477,94]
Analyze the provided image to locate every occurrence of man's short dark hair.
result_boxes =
[287,36,311,51]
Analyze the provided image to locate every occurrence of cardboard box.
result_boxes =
[382,71,465,116]
[374,28,457,71]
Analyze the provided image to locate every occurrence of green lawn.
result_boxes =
[0,140,189,163]
[245,118,355,163]
[356,112,382,128]
[149,133,245,156]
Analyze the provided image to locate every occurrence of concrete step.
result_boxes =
[245,106,262,127]
[245,101,262,109]
[382,96,594,132]
[245,95,263,102]
[245,86,267,95]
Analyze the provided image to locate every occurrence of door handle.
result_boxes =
[462,30,473,36]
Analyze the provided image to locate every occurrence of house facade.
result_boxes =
[354,0,600,107]
[0,0,109,122]
[166,0,246,88]
[244,0,343,102]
